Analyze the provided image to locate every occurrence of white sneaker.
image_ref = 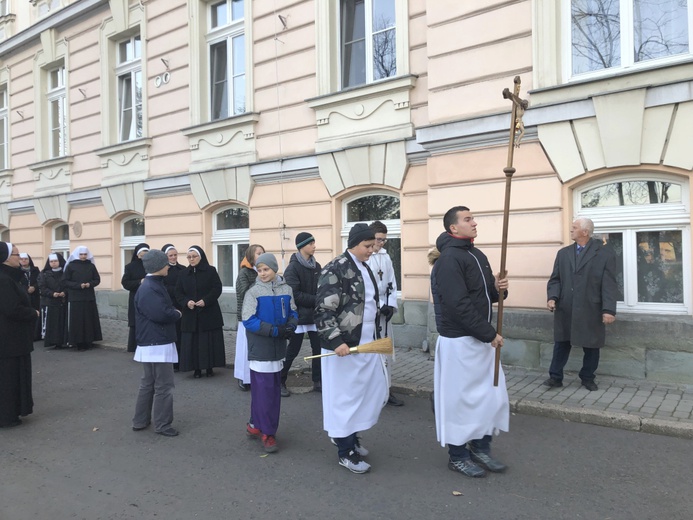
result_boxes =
[330,437,369,457]
[338,450,371,474]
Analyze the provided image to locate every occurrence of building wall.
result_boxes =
[1,0,692,381]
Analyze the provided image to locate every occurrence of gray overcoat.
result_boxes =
[547,237,618,348]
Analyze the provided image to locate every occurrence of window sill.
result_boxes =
[29,156,73,196]
[181,112,260,171]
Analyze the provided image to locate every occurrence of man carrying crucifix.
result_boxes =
[367,220,403,406]
[429,206,510,478]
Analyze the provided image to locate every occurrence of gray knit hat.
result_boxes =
[142,249,169,274]
[348,223,375,249]
[255,252,278,273]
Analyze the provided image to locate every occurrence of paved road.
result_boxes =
[1,345,691,520]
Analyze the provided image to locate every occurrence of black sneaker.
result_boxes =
[281,384,291,397]
[469,451,507,473]
[447,458,486,478]
[542,377,563,388]
[339,450,371,474]
[581,380,598,391]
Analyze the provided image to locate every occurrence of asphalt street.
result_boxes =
[1,345,691,520]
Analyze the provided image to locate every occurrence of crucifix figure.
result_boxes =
[494,76,529,387]
[377,269,383,281]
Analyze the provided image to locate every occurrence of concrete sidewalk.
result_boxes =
[99,318,693,439]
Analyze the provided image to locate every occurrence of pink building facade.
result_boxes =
[1,0,693,382]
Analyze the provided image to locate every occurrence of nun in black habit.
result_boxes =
[63,246,103,351]
[0,242,37,428]
[175,245,226,378]
[19,253,42,340]
[122,243,150,352]
[38,252,68,349]
[162,243,185,370]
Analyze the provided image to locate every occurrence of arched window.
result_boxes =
[120,215,146,275]
[575,175,690,314]
[212,206,249,290]
[342,192,401,290]
[51,222,70,260]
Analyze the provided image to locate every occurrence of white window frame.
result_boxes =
[207,0,246,120]
[51,222,70,260]
[47,65,67,158]
[341,190,401,294]
[339,0,398,89]
[116,34,143,142]
[0,85,7,170]
[575,174,691,314]
[0,1,8,17]
[562,0,693,82]
[211,205,250,291]
[120,215,146,276]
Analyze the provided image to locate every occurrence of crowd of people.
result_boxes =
[0,210,618,478]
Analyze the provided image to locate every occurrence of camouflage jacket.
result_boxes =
[315,251,380,350]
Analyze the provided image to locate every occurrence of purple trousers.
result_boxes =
[250,370,281,436]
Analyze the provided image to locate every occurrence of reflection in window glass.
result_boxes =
[383,236,401,289]
[634,0,688,63]
[216,207,249,230]
[571,0,621,74]
[599,232,624,301]
[637,230,683,303]
[581,181,681,208]
[54,224,69,241]
[215,243,249,287]
[123,218,145,237]
[346,195,400,221]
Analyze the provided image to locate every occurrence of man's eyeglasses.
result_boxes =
[375,238,387,243]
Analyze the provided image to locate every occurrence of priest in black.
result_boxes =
[38,253,68,349]
[63,246,103,351]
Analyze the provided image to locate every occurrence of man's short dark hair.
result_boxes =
[443,206,470,233]
[369,220,388,235]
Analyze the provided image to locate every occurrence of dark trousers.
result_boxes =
[448,435,492,461]
[334,433,358,458]
[132,362,175,432]
[280,330,321,384]
[549,341,600,383]
[250,370,281,436]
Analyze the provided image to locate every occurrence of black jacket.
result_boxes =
[163,263,185,310]
[0,264,36,359]
[135,275,181,346]
[175,258,224,333]
[430,232,504,343]
[122,258,146,326]
[63,260,100,302]
[283,253,321,325]
[38,269,66,307]
[19,265,41,310]
[235,266,257,321]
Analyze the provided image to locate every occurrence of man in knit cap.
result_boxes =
[131,249,182,437]
[315,223,388,474]
[280,232,322,396]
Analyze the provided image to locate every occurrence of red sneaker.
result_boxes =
[246,423,261,440]
[262,434,278,453]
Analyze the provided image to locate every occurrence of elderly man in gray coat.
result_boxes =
[543,217,618,391]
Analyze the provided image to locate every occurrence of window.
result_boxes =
[0,227,9,242]
[51,222,70,260]
[116,35,142,142]
[342,192,401,288]
[212,206,249,290]
[341,0,396,88]
[568,0,691,77]
[576,176,690,313]
[0,1,8,16]
[47,66,67,158]
[0,86,7,169]
[120,216,145,274]
[208,0,246,120]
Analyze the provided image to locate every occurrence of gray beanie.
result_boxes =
[255,252,278,273]
[348,223,375,249]
[142,249,169,274]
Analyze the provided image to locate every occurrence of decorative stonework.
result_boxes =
[29,156,73,196]
[95,138,152,186]
[181,113,260,172]
[189,166,252,209]
[101,182,146,218]
[33,194,69,224]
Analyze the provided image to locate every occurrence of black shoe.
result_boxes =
[281,384,291,397]
[543,377,563,388]
[447,458,486,478]
[238,379,249,391]
[132,422,150,432]
[206,369,214,377]
[582,380,598,391]
[193,370,202,378]
[156,428,179,437]
[387,393,404,406]
[470,451,507,473]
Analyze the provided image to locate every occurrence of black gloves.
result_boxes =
[380,305,395,321]
[281,323,297,339]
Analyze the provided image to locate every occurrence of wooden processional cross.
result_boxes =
[494,76,529,387]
